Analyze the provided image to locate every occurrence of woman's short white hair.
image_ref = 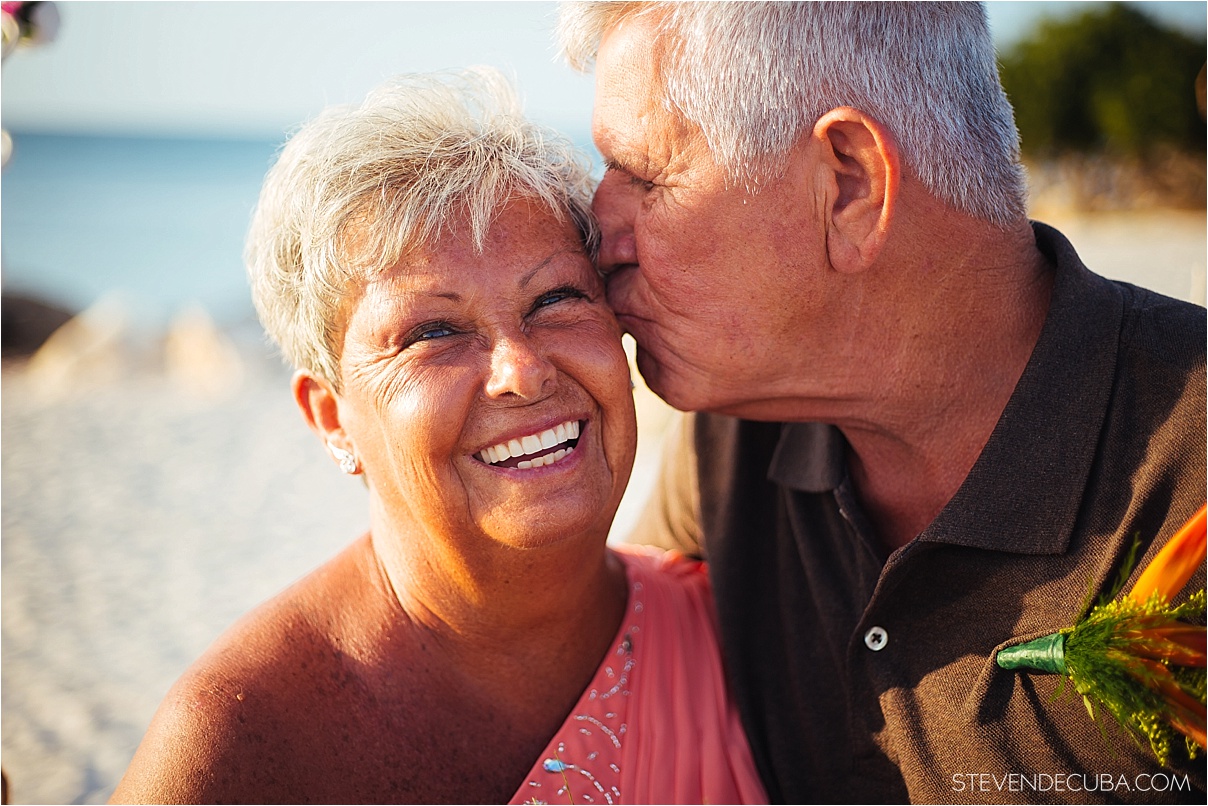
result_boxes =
[559,1,1027,225]
[245,68,598,388]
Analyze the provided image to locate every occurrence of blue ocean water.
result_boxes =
[1,130,598,332]
[1,132,282,327]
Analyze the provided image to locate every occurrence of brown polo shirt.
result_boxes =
[631,223,1206,803]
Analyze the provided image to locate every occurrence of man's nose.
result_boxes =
[483,332,557,401]
[592,170,640,276]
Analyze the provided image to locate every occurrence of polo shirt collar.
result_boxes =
[768,222,1124,555]
[768,421,845,491]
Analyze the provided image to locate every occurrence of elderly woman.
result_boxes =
[110,70,765,804]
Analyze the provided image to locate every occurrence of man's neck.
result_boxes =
[844,217,1055,549]
[723,211,1055,550]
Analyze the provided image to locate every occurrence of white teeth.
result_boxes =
[516,451,574,470]
[532,447,571,469]
[477,420,581,467]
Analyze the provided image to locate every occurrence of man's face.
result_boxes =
[591,17,830,416]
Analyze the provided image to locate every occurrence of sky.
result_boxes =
[3,1,1206,143]
[2,1,597,141]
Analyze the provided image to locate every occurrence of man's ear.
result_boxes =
[292,369,351,457]
[811,107,899,274]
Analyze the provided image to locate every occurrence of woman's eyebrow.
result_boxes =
[382,289,462,303]
[518,255,559,290]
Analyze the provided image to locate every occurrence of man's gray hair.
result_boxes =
[559,1,1027,225]
[245,68,598,388]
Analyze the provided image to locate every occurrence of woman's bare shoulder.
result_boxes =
[110,535,403,803]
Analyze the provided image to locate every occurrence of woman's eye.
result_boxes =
[534,286,586,310]
[407,323,456,345]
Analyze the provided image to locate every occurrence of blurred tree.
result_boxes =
[999,3,1205,158]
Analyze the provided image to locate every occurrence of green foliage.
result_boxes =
[1063,589,1206,766]
[999,4,1206,158]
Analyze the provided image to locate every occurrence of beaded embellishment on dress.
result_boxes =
[519,580,644,805]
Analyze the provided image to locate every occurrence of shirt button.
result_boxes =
[864,626,889,651]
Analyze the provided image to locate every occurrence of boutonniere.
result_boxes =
[997,505,1207,766]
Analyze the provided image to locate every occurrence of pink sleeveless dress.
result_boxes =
[510,546,768,805]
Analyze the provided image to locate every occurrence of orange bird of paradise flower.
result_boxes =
[998,503,1207,764]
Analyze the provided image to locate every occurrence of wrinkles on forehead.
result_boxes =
[331,205,442,369]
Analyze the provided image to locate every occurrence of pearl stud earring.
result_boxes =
[327,441,359,475]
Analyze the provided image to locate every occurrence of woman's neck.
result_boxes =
[366,504,629,707]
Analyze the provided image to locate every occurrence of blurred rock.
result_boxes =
[164,303,244,399]
[23,294,132,398]
[1,292,74,360]
[1197,63,1206,120]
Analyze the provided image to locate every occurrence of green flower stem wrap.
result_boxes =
[997,632,1068,674]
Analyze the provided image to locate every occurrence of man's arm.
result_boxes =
[623,412,705,557]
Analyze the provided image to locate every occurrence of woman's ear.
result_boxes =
[292,370,361,474]
[811,107,899,274]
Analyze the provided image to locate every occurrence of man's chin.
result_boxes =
[634,352,706,414]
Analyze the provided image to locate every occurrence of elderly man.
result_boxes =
[559,2,1205,803]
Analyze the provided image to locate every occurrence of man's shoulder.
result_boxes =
[1113,281,1206,370]
[1105,283,1205,448]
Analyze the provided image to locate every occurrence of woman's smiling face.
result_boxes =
[334,198,637,551]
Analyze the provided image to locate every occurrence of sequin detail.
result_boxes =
[518,578,642,805]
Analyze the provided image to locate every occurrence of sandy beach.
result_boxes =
[2,359,365,804]
[1,329,675,805]
[1,210,1203,804]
